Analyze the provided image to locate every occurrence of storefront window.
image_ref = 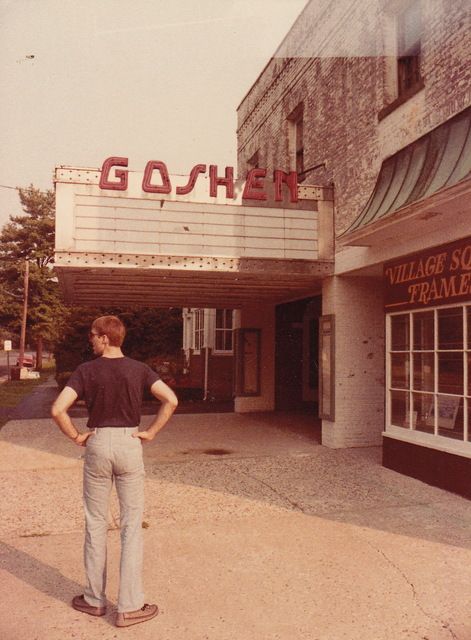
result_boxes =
[391,353,409,388]
[413,352,434,391]
[438,352,463,395]
[436,395,464,440]
[413,310,434,350]
[438,307,463,350]
[391,314,409,350]
[390,390,409,427]
[387,304,470,445]
[411,392,434,434]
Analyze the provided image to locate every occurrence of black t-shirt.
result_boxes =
[66,356,160,429]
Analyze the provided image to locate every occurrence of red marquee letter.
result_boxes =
[209,165,234,199]
[142,161,171,194]
[242,168,267,201]
[274,170,298,203]
[176,164,207,195]
[99,156,129,191]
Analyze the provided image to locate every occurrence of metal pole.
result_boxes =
[6,351,10,381]
[18,259,29,369]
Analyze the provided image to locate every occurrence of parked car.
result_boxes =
[16,353,36,368]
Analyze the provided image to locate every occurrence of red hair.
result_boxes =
[91,316,126,347]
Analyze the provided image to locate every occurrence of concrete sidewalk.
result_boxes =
[1,384,471,639]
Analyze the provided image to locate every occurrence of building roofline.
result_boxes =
[236,0,310,111]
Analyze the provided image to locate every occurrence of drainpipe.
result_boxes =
[203,347,209,401]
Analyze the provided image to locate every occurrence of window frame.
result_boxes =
[288,104,305,182]
[386,302,471,458]
[192,308,205,354]
[379,0,424,121]
[213,309,234,355]
[396,0,422,96]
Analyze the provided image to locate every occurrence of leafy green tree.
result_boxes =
[0,185,67,368]
[1,185,55,266]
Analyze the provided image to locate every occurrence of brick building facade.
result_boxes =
[238,0,470,234]
[237,0,471,494]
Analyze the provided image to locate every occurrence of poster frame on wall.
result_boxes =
[319,314,335,421]
[234,328,261,397]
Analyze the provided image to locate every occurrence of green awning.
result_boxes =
[343,106,471,235]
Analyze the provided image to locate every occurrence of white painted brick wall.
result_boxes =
[321,276,385,448]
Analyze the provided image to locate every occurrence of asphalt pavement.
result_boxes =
[1,379,471,640]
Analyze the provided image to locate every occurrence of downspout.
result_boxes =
[203,346,209,401]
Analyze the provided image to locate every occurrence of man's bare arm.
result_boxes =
[133,380,178,442]
[51,386,93,446]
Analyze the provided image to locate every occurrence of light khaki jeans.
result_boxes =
[82,427,145,613]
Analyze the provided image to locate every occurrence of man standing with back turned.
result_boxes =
[51,315,178,628]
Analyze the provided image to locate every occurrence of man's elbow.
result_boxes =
[164,391,178,411]
[51,402,64,419]
[168,394,178,410]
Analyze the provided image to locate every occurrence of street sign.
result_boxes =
[4,340,12,351]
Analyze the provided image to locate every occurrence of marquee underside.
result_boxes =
[55,252,332,308]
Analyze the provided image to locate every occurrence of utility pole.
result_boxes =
[18,259,29,369]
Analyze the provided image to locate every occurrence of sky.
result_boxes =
[0,0,307,228]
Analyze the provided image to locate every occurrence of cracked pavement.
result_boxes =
[1,381,471,639]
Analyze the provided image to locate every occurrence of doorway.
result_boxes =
[275,297,321,412]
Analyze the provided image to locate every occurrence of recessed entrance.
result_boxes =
[275,296,321,413]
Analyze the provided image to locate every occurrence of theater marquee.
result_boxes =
[99,156,299,203]
[384,237,471,311]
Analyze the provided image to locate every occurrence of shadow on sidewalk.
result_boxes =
[0,541,117,627]
[0,540,81,604]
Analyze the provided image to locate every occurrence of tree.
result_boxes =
[1,186,55,266]
[0,185,67,368]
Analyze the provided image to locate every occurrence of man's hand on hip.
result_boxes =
[132,430,155,442]
[75,432,94,446]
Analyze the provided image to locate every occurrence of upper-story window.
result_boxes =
[379,0,424,120]
[397,1,422,96]
[214,309,233,353]
[288,104,305,181]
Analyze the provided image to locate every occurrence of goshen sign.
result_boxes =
[98,156,299,203]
